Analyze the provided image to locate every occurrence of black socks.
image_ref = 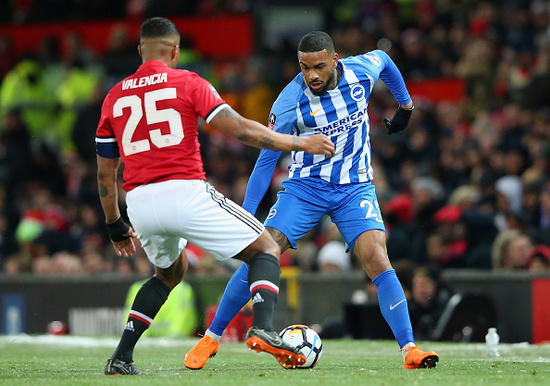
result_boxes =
[112,277,171,363]
[247,253,281,332]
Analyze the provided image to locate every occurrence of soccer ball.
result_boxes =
[279,324,323,369]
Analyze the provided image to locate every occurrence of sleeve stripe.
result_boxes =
[95,136,117,143]
[205,103,229,124]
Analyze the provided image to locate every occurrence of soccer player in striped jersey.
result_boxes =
[97,18,334,375]
[185,31,439,370]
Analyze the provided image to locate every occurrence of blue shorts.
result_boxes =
[264,178,386,250]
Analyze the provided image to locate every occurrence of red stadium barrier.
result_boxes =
[407,78,465,102]
[531,278,550,344]
[0,14,253,59]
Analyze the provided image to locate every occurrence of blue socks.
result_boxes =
[209,263,251,336]
[372,269,415,348]
[210,265,415,349]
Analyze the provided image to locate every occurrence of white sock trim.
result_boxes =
[205,329,222,342]
[401,342,416,359]
[402,342,416,350]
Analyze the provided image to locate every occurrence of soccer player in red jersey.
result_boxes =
[97,17,334,375]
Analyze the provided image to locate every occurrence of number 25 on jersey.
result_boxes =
[114,88,183,156]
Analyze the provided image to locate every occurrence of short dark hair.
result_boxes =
[140,17,180,39]
[297,31,334,54]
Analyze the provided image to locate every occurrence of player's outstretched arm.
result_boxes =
[96,155,137,257]
[210,106,335,157]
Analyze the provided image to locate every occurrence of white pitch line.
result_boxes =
[0,334,199,348]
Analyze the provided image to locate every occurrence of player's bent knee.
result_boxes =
[255,231,280,257]
[237,231,280,263]
[154,263,185,289]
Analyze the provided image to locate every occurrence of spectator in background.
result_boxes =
[0,109,34,194]
[494,175,524,232]
[55,32,103,155]
[70,203,110,255]
[349,272,379,305]
[62,31,98,69]
[408,176,445,265]
[406,126,440,166]
[176,36,217,85]
[408,266,454,341]
[427,205,468,269]
[384,193,415,261]
[523,141,550,185]
[15,187,79,266]
[314,220,353,272]
[102,23,141,88]
[398,28,431,80]
[317,240,352,273]
[37,35,65,97]
[452,187,499,270]
[82,250,111,274]
[522,179,543,230]
[447,185,480,211]
[56,59,102,153]
[394,259,417,301]
[30,141,67,197]
[71,84,106,163]
[239,58,275,126]
[492,229,534,270]
[526,245,550,272]
[454,36,496,119]
[0,57,58,146]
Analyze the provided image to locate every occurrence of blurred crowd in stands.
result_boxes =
[1,0,550,279]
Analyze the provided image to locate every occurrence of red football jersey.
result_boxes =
[96,60,227,191]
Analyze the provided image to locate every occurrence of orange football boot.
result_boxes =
[403,346,439,369]
[184,336,219,370]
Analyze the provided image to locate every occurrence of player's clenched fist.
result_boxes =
[302,134,335,157]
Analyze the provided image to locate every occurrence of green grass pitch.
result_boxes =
[1,335,549,385]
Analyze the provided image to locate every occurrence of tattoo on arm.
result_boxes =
[259,136,276,149]
[267,227,291,253]
[98,182,109,198]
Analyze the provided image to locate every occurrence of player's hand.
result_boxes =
[106,216,138,257]
[111,226,137,258]
[303,134,335,157]
[384,106,413,134]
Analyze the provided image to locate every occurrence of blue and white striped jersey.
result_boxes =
[242,50,411,215]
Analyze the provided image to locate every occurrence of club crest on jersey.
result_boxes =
[268,113,277,130]
[267,208,277,219]
[350,84,365,102]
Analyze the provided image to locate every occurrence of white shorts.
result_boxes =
[126,179,264,269]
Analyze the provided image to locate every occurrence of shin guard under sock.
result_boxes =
[112,276,171,362]
[247,253,280,331]
[372,269,415,348]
